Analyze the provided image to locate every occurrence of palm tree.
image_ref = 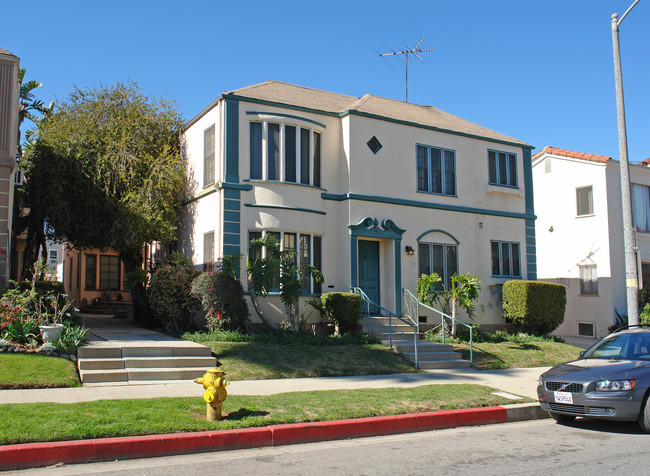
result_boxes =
[17,68,54,157]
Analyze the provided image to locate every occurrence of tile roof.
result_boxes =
[532,146,611,163]
[223,80,529,146]
[0,48,18,57]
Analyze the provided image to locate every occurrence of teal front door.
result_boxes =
[359,240,380,313]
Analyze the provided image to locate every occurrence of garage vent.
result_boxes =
[578,322,595,337]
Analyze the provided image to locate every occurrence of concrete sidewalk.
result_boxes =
[0,367,548,404]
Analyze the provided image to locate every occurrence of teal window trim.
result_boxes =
[219,182,253,191]
[491,240,521,278]
[243,179,326,192]
[416,229,460,244]
[323,192,535,221]
[244,203,326,215]
[246,111,327,129]
[418,242,458,289]
[416,143,457,197]
[488,149,518,189]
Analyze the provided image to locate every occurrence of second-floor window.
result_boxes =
[250,122,321,187]
[488,150,517,187]
[632,183,650,232]
[416,144,456,196]
[576,185,594,217]
[204,125,215,186]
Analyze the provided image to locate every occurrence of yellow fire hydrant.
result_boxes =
[194,367,229,421]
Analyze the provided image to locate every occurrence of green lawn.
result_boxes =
[0,384,526,445]
[453,341,582,370]
[0,353,81,389]
[206,341,417,380]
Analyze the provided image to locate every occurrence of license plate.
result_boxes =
[554,391,573,404]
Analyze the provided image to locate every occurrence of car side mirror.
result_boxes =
[579,350,586,358]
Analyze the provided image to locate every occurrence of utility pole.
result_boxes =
[611,0,641,325]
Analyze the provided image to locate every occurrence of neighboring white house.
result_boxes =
[533,146,650,339]
[179,80,536,330]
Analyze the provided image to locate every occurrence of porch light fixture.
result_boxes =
[405,246,415,256]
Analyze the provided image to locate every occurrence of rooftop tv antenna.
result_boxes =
[377,38,435,102]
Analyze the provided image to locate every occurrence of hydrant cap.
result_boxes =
[208,367,226,376]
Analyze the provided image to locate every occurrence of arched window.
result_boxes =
[417,230,459,288]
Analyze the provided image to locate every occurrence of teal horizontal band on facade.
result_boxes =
[243,203,327,215]
[223,233,240,245]
[224,199,240,211]
[223,188,241,199]
[184,185,218,205]
[243,179,327,192]
[224,222,240,234]
[245,111,327,129]
[224,210,240,222]
[219,182,253,191]
[322,192,534,220]
[223,245,240,255]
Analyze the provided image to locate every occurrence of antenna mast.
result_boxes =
[379,38,434,102]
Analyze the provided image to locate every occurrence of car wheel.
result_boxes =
[638,395,650,433]
[549,412,576,423]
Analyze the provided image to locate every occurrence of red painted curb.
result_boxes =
[0,406,508,470]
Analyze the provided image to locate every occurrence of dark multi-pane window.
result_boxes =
[203,231,215,272]
[313,236,322,294]
[416,145,456,196]
[203,125,215,186]
[491,241,521,277]
[418,243,458,289]
[99,255,120,290]
[488,150,517,187]
[249,122,321,186]
[85,254,97,289]
[300,234,311,291]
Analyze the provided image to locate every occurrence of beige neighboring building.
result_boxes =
[0,48,20,286]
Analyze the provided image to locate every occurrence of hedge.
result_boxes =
[502,280,566,335]
[321,292,361,335]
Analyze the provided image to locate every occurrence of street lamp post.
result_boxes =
[612,0,641,326]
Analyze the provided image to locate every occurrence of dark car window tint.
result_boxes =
[585,336,626,359]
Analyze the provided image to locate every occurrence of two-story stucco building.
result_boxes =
[533,146,650,339]
[179,80,536,329]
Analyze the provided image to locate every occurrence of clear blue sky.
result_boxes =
[3,0,649,161]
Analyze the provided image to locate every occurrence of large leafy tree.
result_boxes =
[21,82,185,313]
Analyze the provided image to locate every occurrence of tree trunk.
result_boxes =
[451,298,458,337]
[247,275,278,329]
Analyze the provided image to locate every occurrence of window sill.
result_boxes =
[416,190,457,199]
[576,213,595,219]
[488,183,519,190]
[579,293,600,297]
[244,179,327,192]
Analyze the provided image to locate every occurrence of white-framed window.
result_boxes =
[249,122,321,187]
[488,149,517,187]
[418,242,458,289]
[632,184,650,232]
[416,144,456,196]
[247,230,322,293]
[204,125,215,187]
[48,249,58,264]
[579,264,598,295]
[203,231,215,272]
[491,241,521,277]
[576,185,594,217]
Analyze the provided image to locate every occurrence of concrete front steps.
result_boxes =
[363,316,471,370]
[77,341,217,384]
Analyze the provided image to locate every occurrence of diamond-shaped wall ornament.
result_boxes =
[367,136,382,154]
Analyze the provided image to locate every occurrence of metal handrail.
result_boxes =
[402,289,473,365]
[351,287,419,368]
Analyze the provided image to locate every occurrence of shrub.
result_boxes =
[191,272,249,332]
[54,324,89,354]
[321,292,361,335]
[148,265,202,334]
[502,280,566,335]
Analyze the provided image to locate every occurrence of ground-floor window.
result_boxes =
[491,241,521,277]
[247,230,322,294]
[418,242,458,288]
[85,254,97,289]
[579,264,598,295]
[203,231,215,272]
[99,255,121,290]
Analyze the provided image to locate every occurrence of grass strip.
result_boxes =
[206,342,417,380]
[0,384,528,445]
[452,341,582,370]
[0,354,81,389]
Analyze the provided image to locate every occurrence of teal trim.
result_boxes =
[243,203,326,215]
[224,222,240,234]
[526,255,537,264]
[323,193,535,220]
[348,217,406,240]
[224,93,340,118]
[222,188,241,199]
[184,185,218,205]
[243,179,327,192]
[219,182,253,191]
[523,149,535,216]
[245,111,327,129]
[224,199,240,211]
[224,99,239,183]
[223,244,240,255]
[416,229,460,244]
[343,110,533,150]
[223,233,240,245]
[350,236,358,287]
[223,210,240,222]
[394,238,402,315]
[526,245,536,255]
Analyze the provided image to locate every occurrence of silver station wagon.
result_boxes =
[538,326,650,432]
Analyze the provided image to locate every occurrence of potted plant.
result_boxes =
[36,294,73,343]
